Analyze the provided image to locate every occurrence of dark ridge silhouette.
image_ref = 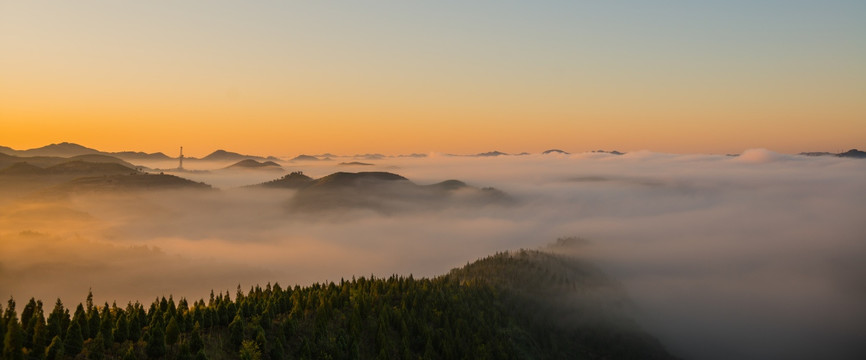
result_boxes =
[398,153,428,158]
[592,149,625,155]
[0,162,48,176]
[44,161,134,175]
[339,161,374,166]
[542,149,570,155]
[201,149,267,162]
[111,151,172,161]
[281,171,510,213]
[837,149,866,159]
[306,171,409,189]
[17,142,101,157]
[424,179,468,191]
[799,151,834,157]
[55,173,211,192]
[289,154,324,162]
[476,150,509,157]
[255,171,314,189]
[223,159,283,170]
[353,153,385,160]
[66,154,137,168]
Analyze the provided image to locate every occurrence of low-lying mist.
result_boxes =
[1,150,864,359]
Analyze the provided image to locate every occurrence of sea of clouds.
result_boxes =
[1,149,864,359]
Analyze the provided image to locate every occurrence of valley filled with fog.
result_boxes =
[2,149,865,359]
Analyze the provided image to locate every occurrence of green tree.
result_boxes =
[188,322,204,354]
[4,317,25,360]
[165,316,180,357]
[99,304,113,347]
[46,300,65,342]
[29,317,48,360]
[114,313,128,343]
[87,332,106,360]
[238,340,261,360]
[63,321,84,357]
[146,320,166,358]
[127,309,141,342]
[121,344,137,360]
[43,335,63,360]
[228,314,244,350]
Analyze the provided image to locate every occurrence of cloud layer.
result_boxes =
[1,150,864,359]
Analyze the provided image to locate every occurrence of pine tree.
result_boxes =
[127,309,141,342]
[238,340,261,360]
[63,321,83,357]
[165,317,180,350]
[87,332,106,360]
[121,343,136,360]
[228,314,244,350]
[114,313,128,343]
[72,304,88,340]
[29,316,48,360]
[189,322,204,354]
[87,305,100,341]
[43,336,63,360]
[146,320,166,358]
[4,318,25,360]
[46,300,65,341]
[99,305,113,347]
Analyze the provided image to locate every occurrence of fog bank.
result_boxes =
[1,150,864,359]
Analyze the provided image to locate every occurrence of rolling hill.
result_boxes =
[252,171,511,213]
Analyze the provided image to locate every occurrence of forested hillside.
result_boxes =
[1,249,677,359]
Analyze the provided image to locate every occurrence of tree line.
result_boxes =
[2,250,677,359]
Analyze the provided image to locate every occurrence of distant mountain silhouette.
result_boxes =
[837,149,866,159]
[202,149,268,162]
[353,153,385,160]
[290,154,326,162]
[44,161,134,175]
[223,159,283,170]
[799,151,834,157]
[276,171,511,213]
[16,142,101,157]
[0,158,135,177]
[53,173,211,193]
[339,161,374,166]
[398,153,428,158]
[111,151,172,161]
[255,171,314,189]
[542,149,570,155]
[592,150,625,155]
[475,151,509,157]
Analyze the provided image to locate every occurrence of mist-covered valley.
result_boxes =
[1,147,865,359]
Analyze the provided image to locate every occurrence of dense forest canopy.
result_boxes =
[1,248,677,360]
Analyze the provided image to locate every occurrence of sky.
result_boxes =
[1,0,864,157]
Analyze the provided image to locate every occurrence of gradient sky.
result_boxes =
[1,0,864,157]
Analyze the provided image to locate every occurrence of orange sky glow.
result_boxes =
[1,1,863,157]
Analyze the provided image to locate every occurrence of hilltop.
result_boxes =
[251,171,510,213]
[223,159,283,171]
